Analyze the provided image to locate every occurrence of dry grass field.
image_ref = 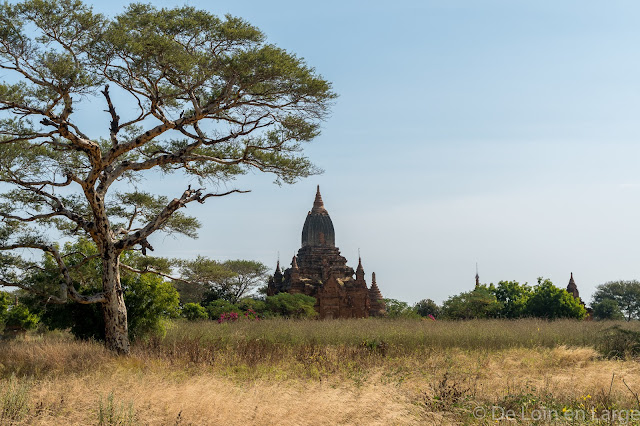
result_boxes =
[2,319,640,425]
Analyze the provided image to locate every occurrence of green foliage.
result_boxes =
[4,305,39,330]
[592,280,640,321]
[19,239,180,340]
[441,286,502,319]
[182,303,208,321]
[178,257,269,305]
[220,260,269,304]
[264,293,317,319]
[124,274,180,340]
[384,299,421,319]
[592,299,625,321]
[524,278,586,320]
[205,300,241,320]
[414,299,440,318]
[0,292,12,323]
[176,256,235,304]
[238,298,267,315]
[493,280,532,319]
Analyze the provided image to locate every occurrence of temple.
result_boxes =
[267,186,386,319]
[566,272,586,306]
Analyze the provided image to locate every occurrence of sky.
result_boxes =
[30,0,640,304]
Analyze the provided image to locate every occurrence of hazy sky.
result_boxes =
[70,1,640,304]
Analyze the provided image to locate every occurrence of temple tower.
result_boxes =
[267,187,384,318]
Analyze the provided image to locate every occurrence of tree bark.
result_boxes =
[101,249,130,355]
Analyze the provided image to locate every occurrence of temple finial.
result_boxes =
[291,255,299,270]
[311,185,327,214]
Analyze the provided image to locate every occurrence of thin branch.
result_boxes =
[119,263,191,285]
[114,187,248,251]
[623,378,640,411]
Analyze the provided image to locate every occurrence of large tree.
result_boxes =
[0,0,334,353]
[492,280,532,319]
[179,257,268,304]
[524,278,586,320]
[592,280,640,321]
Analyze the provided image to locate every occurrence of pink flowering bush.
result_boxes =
[217,312,239,323]
[243,308,260,321]
[217,308,261,324]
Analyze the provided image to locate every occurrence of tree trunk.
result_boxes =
[102,250,130,355]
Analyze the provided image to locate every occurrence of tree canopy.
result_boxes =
[177,257,268,304]
[439,279,585,320]
[592,280,640,321]
[524,278,586,320]
[0,0,334,353]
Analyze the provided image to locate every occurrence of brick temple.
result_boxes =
[267,186,386,319]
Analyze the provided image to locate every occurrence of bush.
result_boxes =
[238,298,267,315]
[384,299,421,319]
[182,303,208,321]
[264,293,317,319]
[414,299,440,318]
[593,299,625,321]
[525,278,586,319]
[5,305,39,331]
[206,300,241,320]
[441,287,502,319]
[125,274,180,339]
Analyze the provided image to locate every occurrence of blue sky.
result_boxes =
[75,0,640,304]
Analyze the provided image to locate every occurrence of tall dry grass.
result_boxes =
[1,319,640,424]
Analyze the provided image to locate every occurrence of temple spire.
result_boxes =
[291,255,299,270]
[311,185,327,214]
[356,256,365,281]
[567,272,579,298]
[475,262,480,288]
[370,272,379,291]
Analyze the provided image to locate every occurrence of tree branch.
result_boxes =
[119,263,191,285]
[0,243,105,304]
[101,84,120,146]
[114,187,248,252]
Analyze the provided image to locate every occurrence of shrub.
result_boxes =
[525,278,586,319]
[441,287,502,319]
[264,293,317,319]
[384,299,421,319]
[218,312,239,323]
[238,298,267,315]
[592,299,625,320]
[206,300,241,320]
[182,303,208,321]
[5,305,39,331]
[125,274,180,339]
[414,299,440,318]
